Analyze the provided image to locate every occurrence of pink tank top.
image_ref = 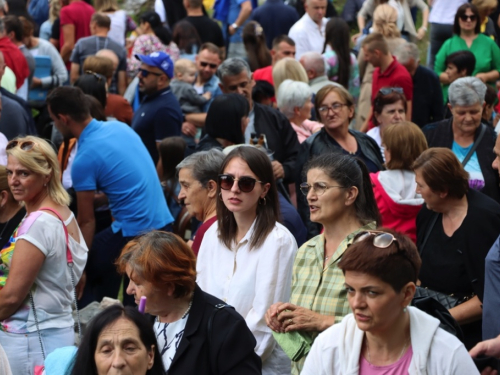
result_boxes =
[359,346,413,375]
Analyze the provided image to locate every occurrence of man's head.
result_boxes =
[394,42,420,76]
[90,13,111,35]
[362,32,389,68]
[3,15,23,43]
[83,55,114,87]
[19,16,34,47]
[195,43,222,83]
[135,51,174,95]
[444,50,476,84]
[299,51,326,80]
[271,35,296,64]
[46,86,91,138]
[217,58,254,106]
[304,0,327,25]
[96,49,119,71]
[174,59,197,84]
[183,0,203,10]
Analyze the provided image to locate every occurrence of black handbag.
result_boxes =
[413,286,459,310]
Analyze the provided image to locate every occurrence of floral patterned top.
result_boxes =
[127,34,180,78]
[323,51,360,103]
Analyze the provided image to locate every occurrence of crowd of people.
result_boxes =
[2,0,500,374]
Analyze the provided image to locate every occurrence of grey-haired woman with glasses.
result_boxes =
[265,152,380,375]
[295,84,383,238]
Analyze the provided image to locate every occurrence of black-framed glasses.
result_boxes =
[6,140,37,151]
[85,70,104,82]
[200,61,218,69]
[299,182,345,196]
[218,174,264,193]
[139,69,162,78]
[459,14,477,22]
[352,231,397,248]
[318,103,348,114]
[379,87,404,96]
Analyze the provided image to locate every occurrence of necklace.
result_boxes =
[156,295,194,323]
[365,336,411,365]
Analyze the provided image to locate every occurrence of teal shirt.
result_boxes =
[434,34,500,102]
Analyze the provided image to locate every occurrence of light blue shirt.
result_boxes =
[452,141,485,191]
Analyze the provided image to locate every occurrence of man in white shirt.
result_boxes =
[288,0,327,59]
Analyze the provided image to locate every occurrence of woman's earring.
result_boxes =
[259,197,266,205]
[219,192,223,201]
[403,306,407,313]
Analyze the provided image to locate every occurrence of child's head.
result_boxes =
[483,84,498,123]
[252,80,275,107]
[174,59,197,84]
[445,50,476,83]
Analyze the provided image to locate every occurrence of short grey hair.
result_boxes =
[176,149,225,187]
[300,51,326,76]
[448,77,487,107]
[217,58,251,81]
[277,79,313,119]
[393,42,420,65]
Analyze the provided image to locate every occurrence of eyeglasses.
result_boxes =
[459,14,477,22]
[219,174,264,193]
[6,140,37,151]
[352,231,397,248]
[139,69,162,78]
[85,70,104,82]
[299,182,345,196]
[318,103,348,114]
[199,61,218,69]
[379,87,404,96]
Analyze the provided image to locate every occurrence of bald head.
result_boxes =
[299,51,326,79]
[96,49,119,70]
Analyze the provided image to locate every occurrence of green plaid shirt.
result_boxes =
[290,222,376,374]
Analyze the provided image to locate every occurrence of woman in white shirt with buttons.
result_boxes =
[197,145,298,375]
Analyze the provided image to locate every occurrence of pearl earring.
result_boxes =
[403,307,407,313]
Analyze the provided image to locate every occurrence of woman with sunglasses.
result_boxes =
[296,84,383,238]
[367,87,407,157]
[197,146,297,375]
[0,136,88,373]
[301,229,479,374]
[434,3,500,103]
[413,147,500,349]
[266,152,380,374]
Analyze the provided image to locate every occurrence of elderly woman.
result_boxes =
[70,305,165,375]
[266,152,380,374]
[414,147,500,349]
[117,231,261,374]
[0,136,88,373]
[434,3,500,103]
[276,79,323,143]
[296,84,383,238]
[423,77,500,202]
[367,87,407,156]
[371,122,427,242]
[301,229,479,374]
[176,149,225,255]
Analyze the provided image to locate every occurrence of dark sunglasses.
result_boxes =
[218,174,264,193]
[352,231,398,248]
[200,61,218,69]
[139,69,163,78]
[6,140,37,151]
[379,87,404,96]
[459,14,477,22]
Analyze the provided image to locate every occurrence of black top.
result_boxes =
[184,16,225,48]
[51,18,60,40]
[411,65,444,128]
[0,207,26,250]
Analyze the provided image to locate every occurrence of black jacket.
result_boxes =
[423,118,500,203]
[253,102,300,184]
[296,128,384,238]
[165,284,262,375]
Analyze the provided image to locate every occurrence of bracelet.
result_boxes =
[231,23,239,30]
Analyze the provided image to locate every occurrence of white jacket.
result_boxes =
[301,307,479,375]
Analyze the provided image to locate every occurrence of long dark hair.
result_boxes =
[303,153,381,226]
[74,72,107,109]
[205,94,249,144]
[242,21,272,72]
[453,3,481,35]
[158,136,186,201]
[323,17,351,89]
[140,10,172,45]
[216,146,280,249]
[69,305,166,375]
[172,20,201,54]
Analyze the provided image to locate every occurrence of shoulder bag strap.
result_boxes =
[419,213,439,257]
[29,291,46,361]
[462,124,487,167]
[38,207,81,339]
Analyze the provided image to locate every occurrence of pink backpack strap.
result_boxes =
[39,206,73,264]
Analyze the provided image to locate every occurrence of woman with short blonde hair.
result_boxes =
[272,57,308,94]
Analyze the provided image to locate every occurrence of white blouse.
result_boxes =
[197,220,298,375]
[154,314,188,370]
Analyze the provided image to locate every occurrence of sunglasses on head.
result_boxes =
[379,87,404,96]
[85,70,105,82]
[352,230,398,248]
[218,174,264,193]
[200,61,218,69]
[459,14,477,22]
[139,68,163,78]
[6,140,37,152]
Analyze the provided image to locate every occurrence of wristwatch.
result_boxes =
[231,23,239,30]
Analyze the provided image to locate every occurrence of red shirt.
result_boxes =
[0,37,29,90]
[60,0,95,69]
[253,65,273,85]
[371,57,413,102]
[191,216,217,256]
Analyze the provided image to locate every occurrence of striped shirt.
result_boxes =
[290,221,377,374]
